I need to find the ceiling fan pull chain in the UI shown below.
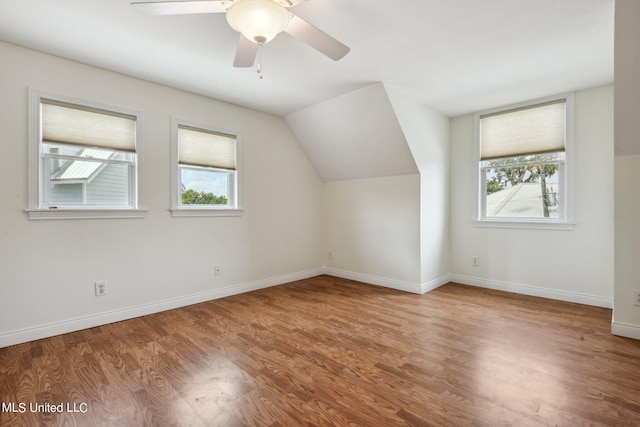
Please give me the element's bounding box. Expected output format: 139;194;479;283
256;42;264;79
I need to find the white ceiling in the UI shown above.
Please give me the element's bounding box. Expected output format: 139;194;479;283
0;0;614;118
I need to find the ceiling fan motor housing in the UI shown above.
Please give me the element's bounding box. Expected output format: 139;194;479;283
226;0;291;44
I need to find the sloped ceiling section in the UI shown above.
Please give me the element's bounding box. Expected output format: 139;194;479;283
284;82;418;182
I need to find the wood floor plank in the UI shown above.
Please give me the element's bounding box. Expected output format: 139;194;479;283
1;276;639;426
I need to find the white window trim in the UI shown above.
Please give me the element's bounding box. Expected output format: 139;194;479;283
472;93;575;230
170;117;243;217
26;89;146;220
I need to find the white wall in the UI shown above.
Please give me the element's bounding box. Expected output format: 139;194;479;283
322;174;422;292
321;85;450;295
385;85;451;288
0;43;623;347
614;155;640;334
450;85;614;307
0;42;323;346
612;0;640;339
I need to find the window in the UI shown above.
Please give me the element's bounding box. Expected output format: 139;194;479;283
171;120;241;217
27;90;144;219
475;94;574;229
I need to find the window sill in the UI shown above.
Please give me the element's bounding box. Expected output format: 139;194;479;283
473;219;575;230
26;208;147;220
170;208;243;218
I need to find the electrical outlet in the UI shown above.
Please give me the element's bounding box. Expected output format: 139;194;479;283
95;281;108;296
634;290;640;306
214;265;221;276
328;251;333;260
472;256;480;267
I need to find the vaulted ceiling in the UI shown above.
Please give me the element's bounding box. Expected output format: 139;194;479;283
0;0;614;180
285;83;419;181
0;0;613;117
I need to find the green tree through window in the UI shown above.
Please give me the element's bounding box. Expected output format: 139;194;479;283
181;188;228;205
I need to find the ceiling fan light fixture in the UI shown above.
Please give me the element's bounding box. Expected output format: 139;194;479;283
226;0;290;44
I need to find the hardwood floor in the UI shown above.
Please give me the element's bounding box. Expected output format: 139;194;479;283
1;275;639;426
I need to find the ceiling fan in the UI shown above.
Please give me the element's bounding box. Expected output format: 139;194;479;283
131;0;350;68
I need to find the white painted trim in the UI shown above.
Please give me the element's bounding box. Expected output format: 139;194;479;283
322;267;423;294
4;268;613;348
611;321;640;341
27;88;146;219
170;208;243;217
0;268;323;349
322;268;449;295
421;274;451;294
472;220;575;231
26;208;147;220
449;274;612;308
473;92;575;227
170;117;243;216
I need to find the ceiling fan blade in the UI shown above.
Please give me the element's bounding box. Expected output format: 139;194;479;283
285;14;349;61
234;35;259;67
131;1;227;15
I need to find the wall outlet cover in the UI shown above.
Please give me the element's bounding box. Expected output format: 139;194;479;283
95;281;108;296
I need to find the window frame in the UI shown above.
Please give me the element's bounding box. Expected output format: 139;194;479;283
170;118;243;217
27;89;145;220
473;93;575;230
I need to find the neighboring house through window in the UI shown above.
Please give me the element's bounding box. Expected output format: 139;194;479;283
171;119;241;217
27;90;144;219
475;94;574;229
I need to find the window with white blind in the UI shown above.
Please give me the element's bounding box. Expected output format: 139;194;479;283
171;120;241;217
27;90;144;219
475;94;574;228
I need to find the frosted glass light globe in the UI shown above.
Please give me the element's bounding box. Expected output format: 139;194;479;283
226;0;291;44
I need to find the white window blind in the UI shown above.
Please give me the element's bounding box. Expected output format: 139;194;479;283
178;126;236;170
480;99;566;160
41;100;137;152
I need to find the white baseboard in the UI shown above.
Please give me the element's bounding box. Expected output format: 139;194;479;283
322;267;422;294
0;268;323;349
322;267;449;295
449;274;613;308
3;269;616;348
421;274;451;294
611;321;640;340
